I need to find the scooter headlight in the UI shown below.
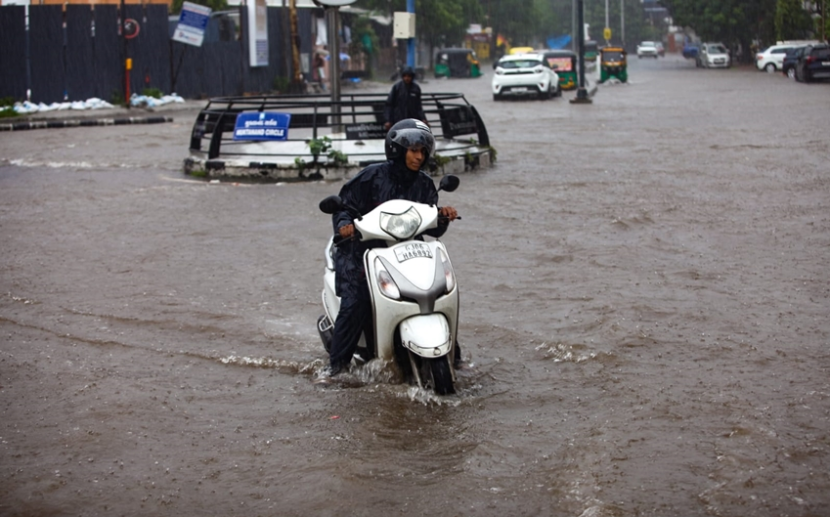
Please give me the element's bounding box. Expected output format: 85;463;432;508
439;248;455;293
380;207;422;240
374;257;401;300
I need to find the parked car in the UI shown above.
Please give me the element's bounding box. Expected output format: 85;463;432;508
795;43;830;82
682;43;699;59
655;42;665;57
698;43;730;68
756;44;798;72
781;46;809;79
637;41;659;58
492;54;560;100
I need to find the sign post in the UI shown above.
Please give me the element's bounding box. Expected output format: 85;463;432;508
313;0;357;132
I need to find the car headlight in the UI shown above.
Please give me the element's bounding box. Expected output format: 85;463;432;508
439;248;455;294
495;69;505;75
374;257;401;300
534;66;543;74
380;206;422;240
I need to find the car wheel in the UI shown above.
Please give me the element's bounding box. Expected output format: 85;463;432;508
493;94;501;101
764;63;776;73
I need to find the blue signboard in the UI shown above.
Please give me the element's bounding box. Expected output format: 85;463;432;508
233;112;292;141
173;2;211;47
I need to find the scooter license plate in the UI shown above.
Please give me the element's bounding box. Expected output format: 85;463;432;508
394;242;433;262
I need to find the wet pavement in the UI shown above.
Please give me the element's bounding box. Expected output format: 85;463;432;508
1;55;829;516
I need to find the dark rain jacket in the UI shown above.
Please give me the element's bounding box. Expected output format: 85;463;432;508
384;80;427;126
332;160;448;297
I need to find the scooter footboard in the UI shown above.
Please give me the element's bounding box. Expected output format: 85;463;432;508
399;314;452;358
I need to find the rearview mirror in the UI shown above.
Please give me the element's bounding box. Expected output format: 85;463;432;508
439;175;460;192
319;195;343;214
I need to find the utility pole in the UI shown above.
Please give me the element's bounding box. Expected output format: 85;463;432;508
406;0;415;68
605;0;609;36
571;0;592;104
326;7;341;130
621;0;625;48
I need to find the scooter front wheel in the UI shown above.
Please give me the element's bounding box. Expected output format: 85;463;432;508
424;356;455;395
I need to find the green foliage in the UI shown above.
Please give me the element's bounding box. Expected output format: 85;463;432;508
432;153;451;168
0;106;19;119
352;16;379;57
487;145;498;163
662;0;779;52
0;97;18;117
142;87;163;99
775;0;814;40
296;136;349;171
272;76;290;93
110;89;125;107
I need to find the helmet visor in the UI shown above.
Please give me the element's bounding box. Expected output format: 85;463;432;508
392;127;434;156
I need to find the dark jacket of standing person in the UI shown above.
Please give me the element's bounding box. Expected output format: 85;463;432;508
383;67;427;130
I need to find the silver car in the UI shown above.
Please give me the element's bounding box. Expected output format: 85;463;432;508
637;41;659;58
699;43;731;68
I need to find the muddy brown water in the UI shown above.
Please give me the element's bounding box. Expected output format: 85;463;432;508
1;56;829;516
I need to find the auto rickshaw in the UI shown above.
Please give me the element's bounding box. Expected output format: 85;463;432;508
434;48;483;78
539;50;578;90
599;46;628;83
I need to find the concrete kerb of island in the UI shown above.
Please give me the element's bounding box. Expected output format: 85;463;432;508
182;135;494;182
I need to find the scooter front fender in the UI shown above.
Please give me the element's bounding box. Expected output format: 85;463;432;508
399;313;452;358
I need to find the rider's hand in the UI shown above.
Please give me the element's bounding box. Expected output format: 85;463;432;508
439;206;457;221
338;223;355;239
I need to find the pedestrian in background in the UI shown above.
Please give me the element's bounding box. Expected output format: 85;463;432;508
384;66;427;131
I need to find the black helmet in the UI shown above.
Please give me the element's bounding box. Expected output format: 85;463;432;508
401;66;416;78
385;119;434;161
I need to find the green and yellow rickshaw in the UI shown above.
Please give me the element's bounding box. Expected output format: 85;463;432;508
539;50;578;90
599;46;628;83
434;48;483;78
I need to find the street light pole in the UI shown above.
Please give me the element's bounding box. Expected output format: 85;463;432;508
406;0;415;68
621;0;625;48
571;0;592;104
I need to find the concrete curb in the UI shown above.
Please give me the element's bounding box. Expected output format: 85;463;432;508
0;116;174;132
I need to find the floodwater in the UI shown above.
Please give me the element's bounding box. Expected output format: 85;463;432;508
1;56;829;516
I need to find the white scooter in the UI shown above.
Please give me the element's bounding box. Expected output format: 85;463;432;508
317;175;460;395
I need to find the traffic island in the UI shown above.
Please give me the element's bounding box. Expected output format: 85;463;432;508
182;93;495;182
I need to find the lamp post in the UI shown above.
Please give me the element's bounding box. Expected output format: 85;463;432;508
570;0;592;104
313;0;357;130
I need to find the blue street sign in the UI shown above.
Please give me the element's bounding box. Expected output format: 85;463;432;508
233;112;292;141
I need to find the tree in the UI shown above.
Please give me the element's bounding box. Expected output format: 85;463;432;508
357;0;483;67
775;0;814;40
661;0;779;62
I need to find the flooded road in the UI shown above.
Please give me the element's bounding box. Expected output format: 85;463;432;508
2;55;829;516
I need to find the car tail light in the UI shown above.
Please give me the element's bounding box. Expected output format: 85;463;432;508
806;55;815;64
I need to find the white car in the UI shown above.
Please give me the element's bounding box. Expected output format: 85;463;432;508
492;54;560;101
756;41;819;72
698;43;731;68
637;41;659;58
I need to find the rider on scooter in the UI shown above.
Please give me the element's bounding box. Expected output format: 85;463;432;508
326;119;458;376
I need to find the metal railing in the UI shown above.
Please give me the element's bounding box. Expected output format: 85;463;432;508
188;92;490;162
